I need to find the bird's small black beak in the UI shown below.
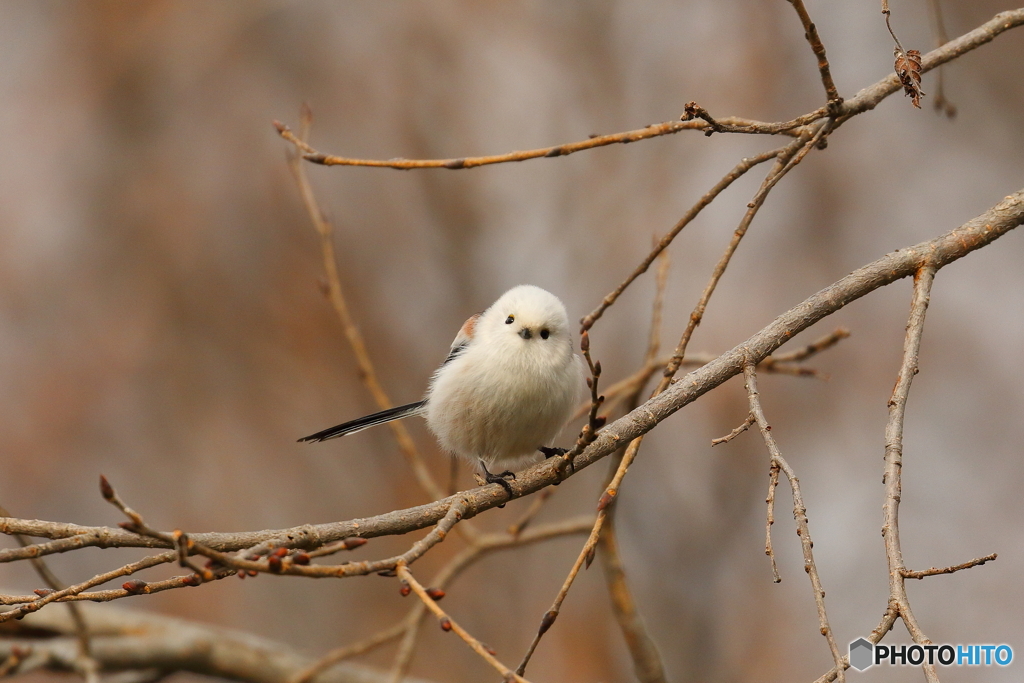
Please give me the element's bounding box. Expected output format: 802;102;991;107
519;327;533;340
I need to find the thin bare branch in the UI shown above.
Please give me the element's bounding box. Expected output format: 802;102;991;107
289;623;409;683
882;265;940;682
765;459;782;583
786;0;842;106
292;517;591;683
275;117;804;172
386;515;592;683
743;362;844;681
762;327;850;365
515;515;606;676
926;0;957;117
598;502;666;683
901;553;997;580
591;284;670;683
396;564;530;683
0;554;176;622
0;505;91;657
580;147;782;331
711;414;756;447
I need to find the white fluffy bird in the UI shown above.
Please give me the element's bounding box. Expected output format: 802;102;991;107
299;285;585;496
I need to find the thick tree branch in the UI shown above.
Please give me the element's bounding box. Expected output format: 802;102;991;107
1;600;435;683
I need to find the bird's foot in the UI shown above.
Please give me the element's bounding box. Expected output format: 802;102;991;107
480;463;515;507
539;446;573;484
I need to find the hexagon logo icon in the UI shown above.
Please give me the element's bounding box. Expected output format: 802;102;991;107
849;637;874;671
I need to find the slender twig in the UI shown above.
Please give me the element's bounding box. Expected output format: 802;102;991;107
882;265;940;682
925;0;957;117
765;459;782;583
521;262;672;677
746;120;831;210
0;505;91;658
286;106;448;506
580;147;782;331
743;362;845;681
580;326;849;424
881;0;905;53
570;138;818;593
0;649;28;677
291;516;591;683
289;622;409;683
812;604;901;683
386;515;591;683
680;101;724;134
593;264;669;683
664;133;809;390
599;513;666;683
566;329;606;464
0;565;237;606
711;414;756;446
0;553;175;622
645;248;670;366
189;499;469;580
396;564;531;683
506;489;554;538
763;328;851;364
901;553;997;580
275;117;805;172
515;516;606;676
786;0;842;106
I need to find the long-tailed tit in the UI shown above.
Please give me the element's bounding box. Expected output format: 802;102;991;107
299;285;585;497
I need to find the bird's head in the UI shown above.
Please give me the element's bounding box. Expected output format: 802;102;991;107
479;285;574;365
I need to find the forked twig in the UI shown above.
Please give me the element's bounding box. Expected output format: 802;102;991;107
743;362;845;682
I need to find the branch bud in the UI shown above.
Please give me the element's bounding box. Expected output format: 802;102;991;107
99;475;115;502
538;610;558;635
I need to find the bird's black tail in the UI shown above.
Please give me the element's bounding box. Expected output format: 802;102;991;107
298;401;426;443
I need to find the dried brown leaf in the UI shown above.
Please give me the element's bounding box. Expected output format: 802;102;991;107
894;47;925;108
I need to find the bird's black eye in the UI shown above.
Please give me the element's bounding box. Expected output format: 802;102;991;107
540;329;550;339
505;315;514;324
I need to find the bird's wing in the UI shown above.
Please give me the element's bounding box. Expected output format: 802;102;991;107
441;312;480;366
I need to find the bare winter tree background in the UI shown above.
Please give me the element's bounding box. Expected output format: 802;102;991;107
2;2;1024;683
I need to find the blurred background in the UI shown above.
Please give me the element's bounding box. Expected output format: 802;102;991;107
1;1;1023;682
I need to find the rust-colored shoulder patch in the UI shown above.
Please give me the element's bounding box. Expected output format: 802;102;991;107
459;313;481;341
